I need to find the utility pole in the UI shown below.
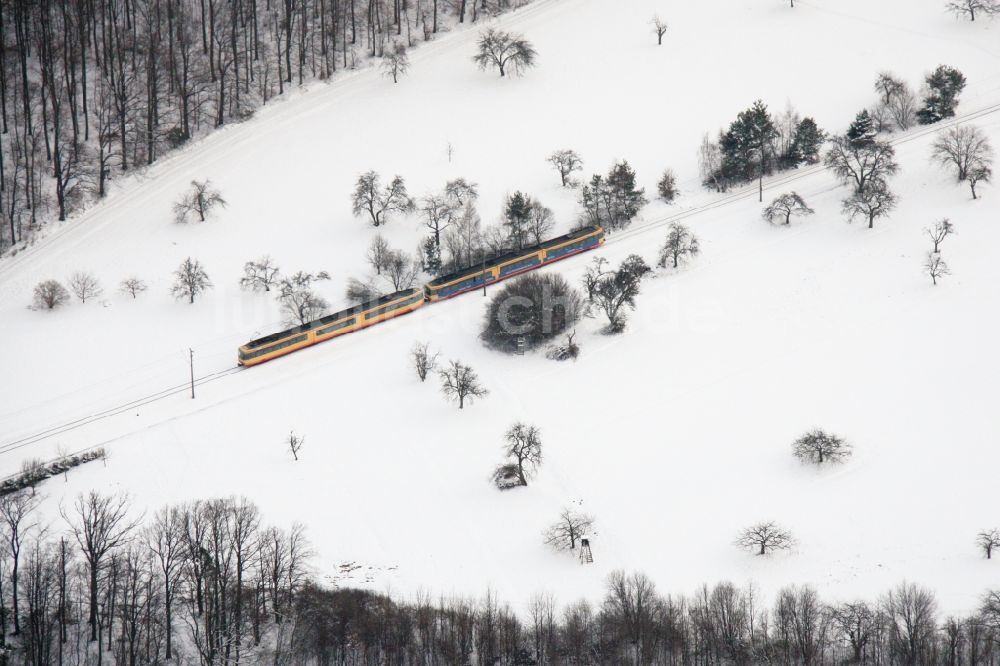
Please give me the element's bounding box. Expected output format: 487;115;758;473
189;348;195;399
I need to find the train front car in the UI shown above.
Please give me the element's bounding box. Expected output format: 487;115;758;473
238;288;424;367
423;225;605;302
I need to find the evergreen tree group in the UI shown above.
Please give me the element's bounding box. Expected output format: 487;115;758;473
704;100;824;191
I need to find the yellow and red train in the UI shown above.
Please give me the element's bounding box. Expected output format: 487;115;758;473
238;225;605;366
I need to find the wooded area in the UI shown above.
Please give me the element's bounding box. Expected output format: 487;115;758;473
0;0;522;251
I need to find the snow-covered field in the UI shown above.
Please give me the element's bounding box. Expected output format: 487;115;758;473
2;0;1000;613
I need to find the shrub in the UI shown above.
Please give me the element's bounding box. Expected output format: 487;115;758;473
481;273;584;353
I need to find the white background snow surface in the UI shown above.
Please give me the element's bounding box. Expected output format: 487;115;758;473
1;0;1000;614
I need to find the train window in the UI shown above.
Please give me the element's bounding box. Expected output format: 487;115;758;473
316;318;355;336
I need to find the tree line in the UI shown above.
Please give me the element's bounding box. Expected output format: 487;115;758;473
0;0;528;252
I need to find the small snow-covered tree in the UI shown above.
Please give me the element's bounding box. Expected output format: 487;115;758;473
287;431;304;461
173;180;227;223
925;252;951;286
411;342;439;382
657;169;678;203
650;15;668;45
931;125;993;183
345;277;381;304
171;258;212;304
580;161;648;231
381;43;410;83
875;71;906;106
367;234;392;274
472;29;537;77
382;250;421;291
482;273;584;353
240;256;282;292
968;163;992;200
946;0;999;21
543;509;594;551
33;280;71;310
492;423;542;489
352;172;415;227
582;257;610;302
792;429;852;465
439;360;488;409
277;271;330;324
842;180;897;229
69;272;104;303
736;522;794;556
978;528;1000;559
763;192;814;226
547;150;583;187
925;218;955;253
591;255;652;333
657;223;700;269
119;277;148;299
528;201;555;245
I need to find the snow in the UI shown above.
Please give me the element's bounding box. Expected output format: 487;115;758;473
2;0;1000;614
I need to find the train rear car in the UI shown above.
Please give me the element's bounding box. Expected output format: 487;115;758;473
238;288;424;366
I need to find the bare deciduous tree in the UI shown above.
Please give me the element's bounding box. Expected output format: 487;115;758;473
119;277;148;299
381;43;410;83
547;150;583;187
171;258;213;303
792;429;852;465
69;272;104;303
411;341;439;382
1;491;40;636
650;15;668;45
173;180;227;223
146;505;185;659
925;218;955;253
383;250;421;291
925;252;951;286
352;172;415;227
736;521;794;556
277;271;331;324
492;423;542;489
32;280;71;310
472;29;537;77
592;255;652;333
977;528;1000;559
968;163;992;199
763;192;815;225
931;125;994;191
543;508;594;551
62;491;142;641
439;360;488;409
288;431;304;461
842;180;898;229
657;223;700;269
825;136;899;194
833;601;878;664
240;256;282;292
946;0;999;21
881;583;938;665
367;234;393;275
345;277;382;304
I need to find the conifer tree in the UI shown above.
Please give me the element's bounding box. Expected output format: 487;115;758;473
790;117;826;165
917;66;967;124
504;192;532;249
846;110;877;149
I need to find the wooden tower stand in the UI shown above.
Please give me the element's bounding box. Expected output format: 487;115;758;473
579;538;593;564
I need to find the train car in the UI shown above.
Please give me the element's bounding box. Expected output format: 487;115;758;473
423;225;605;302
238;288;424;367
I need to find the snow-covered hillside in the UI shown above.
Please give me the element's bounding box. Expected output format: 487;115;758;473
2;0;999;613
